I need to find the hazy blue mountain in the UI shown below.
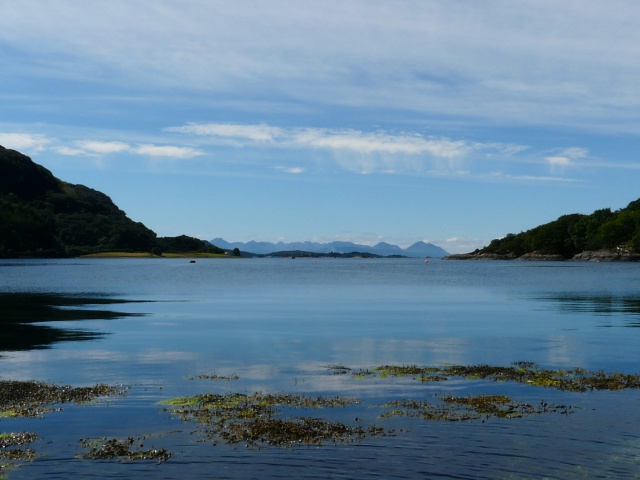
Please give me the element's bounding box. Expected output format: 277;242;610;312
210;238;449;257
404;241;450;258
371;242;406;256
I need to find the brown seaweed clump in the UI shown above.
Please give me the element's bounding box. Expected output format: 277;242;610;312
79;435;172;464
330;362;640;392
438;362;640;392
160;392;384;447
382;394;575;422
0;432;38;477
0;380;125;417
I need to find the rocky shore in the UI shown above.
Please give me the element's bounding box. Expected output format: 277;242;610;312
444;250;640;262
570;250;640;262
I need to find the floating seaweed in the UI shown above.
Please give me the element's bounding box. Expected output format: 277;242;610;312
0;432;38;478
328;362;640;392
79;435;172;464
0;380;125;418
160;392;379;448
382;393;575;422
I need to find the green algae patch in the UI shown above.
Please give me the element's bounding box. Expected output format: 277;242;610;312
0;380;125;418
0;432;38;478
438;362;640;392
331;362;640;392
382;393;576;422
160;392;383;448
79;435;172;464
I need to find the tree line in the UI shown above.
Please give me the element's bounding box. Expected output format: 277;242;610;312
480;199;640;258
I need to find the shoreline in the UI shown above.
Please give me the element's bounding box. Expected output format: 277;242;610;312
444;250;640;262
79;251;231;259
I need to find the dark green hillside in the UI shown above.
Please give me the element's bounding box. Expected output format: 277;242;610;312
0;146;157;257
0;146;223;258
470;199;640;259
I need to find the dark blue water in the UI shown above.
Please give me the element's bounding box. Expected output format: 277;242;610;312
1;258;639;478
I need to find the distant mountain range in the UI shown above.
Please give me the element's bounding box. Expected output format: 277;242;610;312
211;238;449;257
0;145;450;259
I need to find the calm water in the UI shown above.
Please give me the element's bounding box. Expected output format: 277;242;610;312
1;258;640;479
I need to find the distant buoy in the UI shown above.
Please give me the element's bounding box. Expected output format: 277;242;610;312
424;259;429;263
190;260;196;263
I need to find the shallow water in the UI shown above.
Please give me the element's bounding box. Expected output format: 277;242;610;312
1;258;639;478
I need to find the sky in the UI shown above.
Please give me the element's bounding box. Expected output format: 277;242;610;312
2;1;640;253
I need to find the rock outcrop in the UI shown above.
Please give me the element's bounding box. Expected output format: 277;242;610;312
571;250;640;262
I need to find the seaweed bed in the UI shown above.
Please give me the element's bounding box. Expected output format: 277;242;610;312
0;432;38;478
0;380;124;418
160;361;640;448
0;380;127;476
79;435;172;463
1;362;640;475
333;361;640;392
159;392;383;447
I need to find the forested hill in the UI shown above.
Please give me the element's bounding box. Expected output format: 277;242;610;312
449;199;640;261
0;146;222;257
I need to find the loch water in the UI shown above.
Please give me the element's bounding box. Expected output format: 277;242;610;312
1;257;639;479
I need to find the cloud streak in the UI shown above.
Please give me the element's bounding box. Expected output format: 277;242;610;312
3;2;640;132
0;133;49;151
0;133;204;160
168;122;520;159
0;124;595;181
60;140;203;159
168;122;534;176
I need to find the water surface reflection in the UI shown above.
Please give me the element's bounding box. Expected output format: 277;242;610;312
0;293;147;351
533;293;640;327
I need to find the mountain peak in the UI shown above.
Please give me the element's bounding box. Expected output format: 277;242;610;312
211;238;449;257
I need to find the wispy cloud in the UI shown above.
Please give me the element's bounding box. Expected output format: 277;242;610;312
0;133;49;151
168;121;530;176
0;131;204;161
292;129;471;157
133;144;203;158
546;156;572;167
274;166;304;174
489;172;581;183
3;2;640;132
76;140;130;155
168;122;497;158
561;147;588;159
54;146;87;156
167;123;283;142
57;140;203;159
545;147;590;172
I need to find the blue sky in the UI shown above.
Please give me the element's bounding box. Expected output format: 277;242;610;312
2;1;640;253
